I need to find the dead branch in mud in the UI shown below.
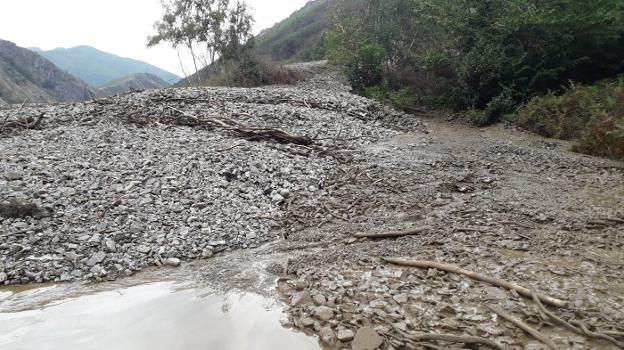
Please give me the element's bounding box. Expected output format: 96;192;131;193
354;227;428;239
487;305;557;349
383;258;567;308
570;320;624;349
531;291;624;348
398;330;503;349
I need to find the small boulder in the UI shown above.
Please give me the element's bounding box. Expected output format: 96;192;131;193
87;251;106;267
313;294;327;305
337;329;355;342
313;306;334;321
291;291;312;307
319;326;336;346
105;239;116;253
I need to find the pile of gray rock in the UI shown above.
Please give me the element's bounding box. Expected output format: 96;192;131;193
0;63;418;285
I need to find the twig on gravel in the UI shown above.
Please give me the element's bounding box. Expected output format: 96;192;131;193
398;330;503;349
355;228;428;239
322;202;347;221
454;227;483;233
216;141;248;152
487;304;557;349
383;258;567;307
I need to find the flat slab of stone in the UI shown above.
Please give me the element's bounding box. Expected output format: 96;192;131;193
352;327;383;350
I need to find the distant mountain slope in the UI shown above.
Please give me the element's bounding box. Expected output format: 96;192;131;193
0;39;94;104
255;0;330;62
97;73;170;96
31;46;180;87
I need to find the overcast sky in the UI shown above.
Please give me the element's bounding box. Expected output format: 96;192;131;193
0;0;311;77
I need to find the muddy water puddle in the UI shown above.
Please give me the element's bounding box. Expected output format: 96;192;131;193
0;281;320;350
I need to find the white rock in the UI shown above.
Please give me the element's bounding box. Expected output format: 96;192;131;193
164;258;181;267
105;240;116;253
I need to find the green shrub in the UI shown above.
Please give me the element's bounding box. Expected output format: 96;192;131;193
347;44;387;93
518;78;624;160
389;88;418;110
327;0;624;116
206;54;300;87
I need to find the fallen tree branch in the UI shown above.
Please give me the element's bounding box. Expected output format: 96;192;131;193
354;228;428;239
383;258;566;308
147;106;315;145
487;304;557;349
531;291;624;348
0;100;27;133
570;320;624;349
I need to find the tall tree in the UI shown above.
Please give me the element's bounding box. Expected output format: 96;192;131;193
148;0;254;85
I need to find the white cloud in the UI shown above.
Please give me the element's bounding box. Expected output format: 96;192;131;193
0;0;312;77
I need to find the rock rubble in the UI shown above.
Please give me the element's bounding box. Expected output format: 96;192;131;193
0;62;421;285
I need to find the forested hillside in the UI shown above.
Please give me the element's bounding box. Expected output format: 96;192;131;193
326;0;624;159
254;0;330;62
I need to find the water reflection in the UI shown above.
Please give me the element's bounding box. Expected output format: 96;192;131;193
0;282;319;350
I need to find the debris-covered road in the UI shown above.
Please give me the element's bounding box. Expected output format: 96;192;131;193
1;62;623;349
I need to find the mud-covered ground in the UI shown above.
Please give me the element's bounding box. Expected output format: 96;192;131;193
1;62;623;349
273;119;624;349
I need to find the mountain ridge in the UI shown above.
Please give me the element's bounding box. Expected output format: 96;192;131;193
31;46;180;87
0;39;95;104
97;73;170;96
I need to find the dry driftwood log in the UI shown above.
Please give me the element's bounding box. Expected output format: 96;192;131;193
487;305;557;349
0;101;44;134
354;227;428;239
383;258;567;308
121;106;315;146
